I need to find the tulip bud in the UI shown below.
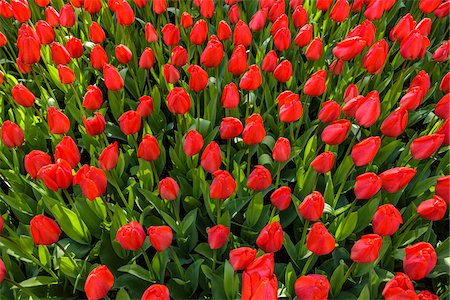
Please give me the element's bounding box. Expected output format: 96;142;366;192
268;0;284;22
434;1;450;18
403;242;437;280
141;284;170;300
158;177;179;201
1;121;24;148
190;19;208;45
270;186;291;210
35;20;54;44
298;191;325;221
83;112;106;136
333;37;367;61
183;130;204;156
316;0;332;10
228;44;247;76
54;136;80;169
247;165;272;191
171;46;188;67
219;117;243;140
256;221;284;252
163;64;180;84
116;221;146;251
400;87;424;111
242;114;266;145
228;4;240;23
139;47;155;70
330;0;350;23
147;226;173;251
351;233;383;263
321;119;351;145
84;0;101;14
354;172;382;199
344;84;359;102
351;136;381;166
210;170;236;200
249;8;267;32
45;6;59;26
12;83;35;107
37;159;73;191
346;20;376;46
304;70;326;97
89;22;105;44
136;95;154;118
47;107;70;135
311;152;335;174
400;30;430;60
262;50;278;73
161;23;180;46
30;215;61;245
208;224;229;249
382;272;416;300
372;204;403;236
103;64;124;91
0;1;14;18
24;150;52;179
416;18;432;36
221;83;240;109
57;64;75;84
418;291;438;300
98;142;119;171
66;37;83;58
273;60;292;82
277;91;303;123
435;94;450;119
435;175;449;204
363;39;388;74
138;134;160;162
432;40;450;62
381;107;408;137
435;119;450;146
410;134;444;160
419;0;442;13
11;0;31;22
200;141;222;173
272;137;291;162
116;1;134;26
318;100;340;123
181;12;193;28
118;110;141;135
84;265;114;300
59;4;75;27
153;0;166;14
229;247;257;271
307;222;335;255
187;65;208;92
295;274;330;300
417;195;447;221
73;165;107;200
167;87;191;115
273;27;291;51
115;44;132;64
410;70;431;95
218;20;232;40
390;14;416;42
0;259;5;283
378;167;416;194
233;20;252;48
144;23;158;43
305;37;323;60
292;5;308;28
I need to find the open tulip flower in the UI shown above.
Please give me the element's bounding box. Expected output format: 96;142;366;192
0;0;448;299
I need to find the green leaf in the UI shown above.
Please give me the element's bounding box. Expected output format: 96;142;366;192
245;192;264;227
50;204;91;245
118;264;153;282
17;276;58;288
224;260;239;300
335;212;358;241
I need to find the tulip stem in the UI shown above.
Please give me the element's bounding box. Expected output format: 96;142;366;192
212;249;217;271
140;249;157;281
56;241;79;271
197;93;201;129
246;146;253;178
172;199;181;224
4;278;39;300
169;248;185;279
226;139;232;171
300;220;310;251
300;253;315;276
334;262;356;296
275;162;281;188
151;161;160;185
269;206;277;221
216;199;221;224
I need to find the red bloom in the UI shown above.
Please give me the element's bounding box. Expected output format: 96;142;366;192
171;46;188;67
363;39;388;74
228;44;247;76
270;186;291;210
417;195;447;221
298;191;325;221
103;64;124;91
84;265;114;300
229;247;257;271
273;60;292;82
330;0;350;22
208;224;229;249
167;87;191;115
247;165;272;191
400;30;430;60
200;0;214;18
66;37;83;58
60;4;75;27
435;175;450;204
116;221;146;251
372;204;403;236
240;65;262;91
12;83;35;107
200;141;222;173
351;234;383;263
47;107;70;135
304;70;327;97
54;136;80;168
145;22;158;42
351;136;381;166
221;83;240;109
147;225;173;251
115;44;132;64
30;215;61;245
138;134;160;162
233;20;252;48
141;284;170;300
24;150;52;179
210;170;236;200
1;121;24;148
432;40;450;62
163;64;180;84
201;36;224;68
115;1;134;26
354;172;382;199
381;107;408;137
118;110;141;135
187;65;208;92
181;12;193;28
242;114;266;145
307;222;335;255
382;272;417;300
410;134;444;160
318;100;340;123
218;20;232;40
295;24;313;47
161;23;180;46
184;130;204;156
403;242;437;280
305;37;323;60
321;119;351;145
390;14;416;42
158;177;179;201
435;94;450;119
311;152;335;174
379;167;416;193
73;165;107;200
333;37;367;61
57;64;75;84
419;0;442;13
256;222;284;252
139;47;155;69
190;19;208;45
98;142;119;171
153;0;166;14
272;137;291;162
292;5;308;28
295;274;330;300
83;112;106;136
418;291;438;300
273;27;291;51
35;20;54;44
249;8;267;32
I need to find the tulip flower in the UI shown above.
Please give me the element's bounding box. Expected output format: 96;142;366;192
240;65;262;91
400;30;430;60
73;165;107;200
115;44;132;64
24;150;52;179
12;83;35;107
330;0;350;22
57;64;75;84
321;119;351;145
141;284;170;300
305;37;323;60
218;20;232;40
0;259;4;283
158;177;179;201
249;9;267;32
434;1;450;18
310;152;335;174
432;40;450;62
45;6;59;26
66;37;83;58
190;19;208;45
163;64;180;84
98;142;119;171
390;14;416;42
298;191;325;221
233;20;252;48
417;291;438;300
139;47;155;69
37;159;73;191
187;65;208;92
242;270;277;300
295;24;313;47
1;121;24;148
89;22;105;44
84;0;101;14
292;5;308;28
403;242;437;280
208;224;229;249
181;12;193;28
351;234;382;263
47;107;70;135
115;1;134;26
200;141;222;173
118;111;141;135
304;70;327;97
417;195;447;221
184;130;204;156
295;274;330;300
60;4;75;27
379;167;416;193
351;136;381;166
247;165;272;191
84;265;114;300
161;23;180;46
381;107;409;137
91;45;109;70
306;222;335;255
411;70;431;95
229;247;257;271
363;39;388;74
419;0;442;13
256;222;284;253
268;0;284;22
145;23;158;42
35;20;54;45
228;4;240;23
372;204;403;236
346;20;376;46
382;272;416;300
272;137;291;162
54;136;80;168
30;215;61;245
262;50;278;73
147;226;173;252
200;36;224;68
171;46;188;67
270;186;291;211
138;135;160;162
153;0;167;14
103;64;124;91
318;100;340;123
333;37;367;61
354;172;382;199
273;60;293;82
242;114;266;145
116;221;146;251
210;170;236;200
228;45;248;76
435;175;449;204
83;85;103;111
166;87;191;115
410;134;444;160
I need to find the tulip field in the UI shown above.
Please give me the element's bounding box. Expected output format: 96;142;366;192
0;0;450;299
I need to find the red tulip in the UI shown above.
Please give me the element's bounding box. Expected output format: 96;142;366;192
346;20;376;46
103;64;123;91
364;0;385;20
66;37;83;58
37;159;73;191
242;268;277;300
166;87;191;115
340;95;361;117
229;247;257;271
295;274;330;300
1;121;24;148
354;172;382;199
181;12;193;28
0;1;14;18
381;107;408;137
273;60;292;82
416;18;432;36
45;6;59;26
190;19;208;45
256;222;284;253
307;222;335;255
84;265;114;300
330;0;350;22
434;0;450;18
233;20;252;48
268;0;285;22
277;91;302;123
200;36;224;68
273;27;291;51
82;85;102;111
153;0;166;14
417;195;447;221
432;40;450;62
59;4;75;27
84;0;101;14
351;234;382;263
435;175;449;204
435;118;450;146
163;64;180;84
321;119;351;145
410;70;431;95
221;83;240;109
435;94;450;119
98;142;119;171
344;84;359;102
372;204;403;236
382;272;417;300
141;284;170;300
295;24;313;47
218;20;232;40
351;136;381;166
419;0;442;13
292;5;308;28
200;141;222;173
318;100;340;123
147;226;173;251
24;150;52;179
403;242;437;280
57;64;75;84
118;110;141;136
145;22;158;42
208;224;229;249
410;134;444;160
12;84;35;107
270;186;291;210
116;221;146;251
50;42;71;66
298;191;324;221
47;107;70;135
11;0;30;22
83;112;106;136
247;165;272;191
228;4;240;24
0;259;4;283
35;20;54;44
363;39;388;74
305;37;323;60
418;291;438;300
200;0;214;18
89;22;105;43
333;37;367;61
161;23;180;46
171;46;188;67
73;165;107;200
184;130;204;156
271;13;288;36
138;135;161;163
262;50;278;73
242;114;266;145
311;152;335;174
210;170;236;200
316;0;332;10
0;32;5;47
228;44;247;76
54;136;80;168
272;137;291;162
400;30;430;60
116;1;134;26
158;177;179;201
390;14;416;42
30;215;61;245
249;8;267;32
304;70;326;97
139;47;155;70
187;65;208;92
379;167;416;193
220;117;243;139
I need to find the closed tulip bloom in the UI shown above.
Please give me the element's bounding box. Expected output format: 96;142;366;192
12;84;35;107
89;22;105;43
382;272;417;300
139;47;155;70
240;65;262;90
208;224;229;249
272;137;291;162
262;50;278;73
16;57;31;74
316;0;332;10
298;191;325;221
82;85;103;110
83;112;106;136
11;0;30;22
435;175;450;204
220;117;243;140
66;37;83;58
103;64;124;91
399;87;424;111
45;6;59;26
417;196;447;221
410;134;444;160
116;221;146;251
54;136;80;168
141;284;170;300
411;70;431;95
84;265;114;300
84;0;101;14
268;0;284;22
351;136;381;166
144;23;158;43
328;59;343;75
1;121;24;148
318;100;340;123
242;114;266;145
295;24;313;48
210;170;236;200
403;242;437;280
58;64;75;84
190;19;208;45
305;37;323;60
311;152;335;174
181;12;193;28
161;23;180;46
295;274;330;300
417;291;438;300
379;167;416;193
59;4;75;27
200;0;214;18
229;247;257;271
242;272;278;300
24;150;52;179
115;44;132;64
183;130;204;156
343;96;363;117
221;83;240;109
321;119;351;145
277;91;303;123
292;5;308;28
153;0;166;14
432;40;450;62
273;27;291;51
0;0;13;18
351;234;382;263
273;60;292;82
171;46;188;67
138;134;160;162
434;0;450;18
247;165;272;191
249;8;267;31
400;30;430;60
233;20;252;48
148;226;173;251
187;65;208;92
159;177;179;201
200;36;224;68
355;172;382;199
73;165;107;200
333;37;367;61
270;186;291;210
116;1;134;26
35;20;54;44
17;36;40;65
256;222;284;252
37;159;73;191
346;20;376;46
218;20;232;40
307;222;335;255
225;45;247;77
118;110;141;136
30;215;61;245
435;94;450;119
344;84;359;102
419;0;442;13
381;107;408;137
0;32;5;47
200;141;221;173
47;107;70;135
435;119;450;146
390;14;416;42
304;70;327;97
364;0;385;20
163;64;180;84
98;142;118;171
272;15;289;35
372;204;403;236
330;0;350;22
363;39;388;74
167;87;191;115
